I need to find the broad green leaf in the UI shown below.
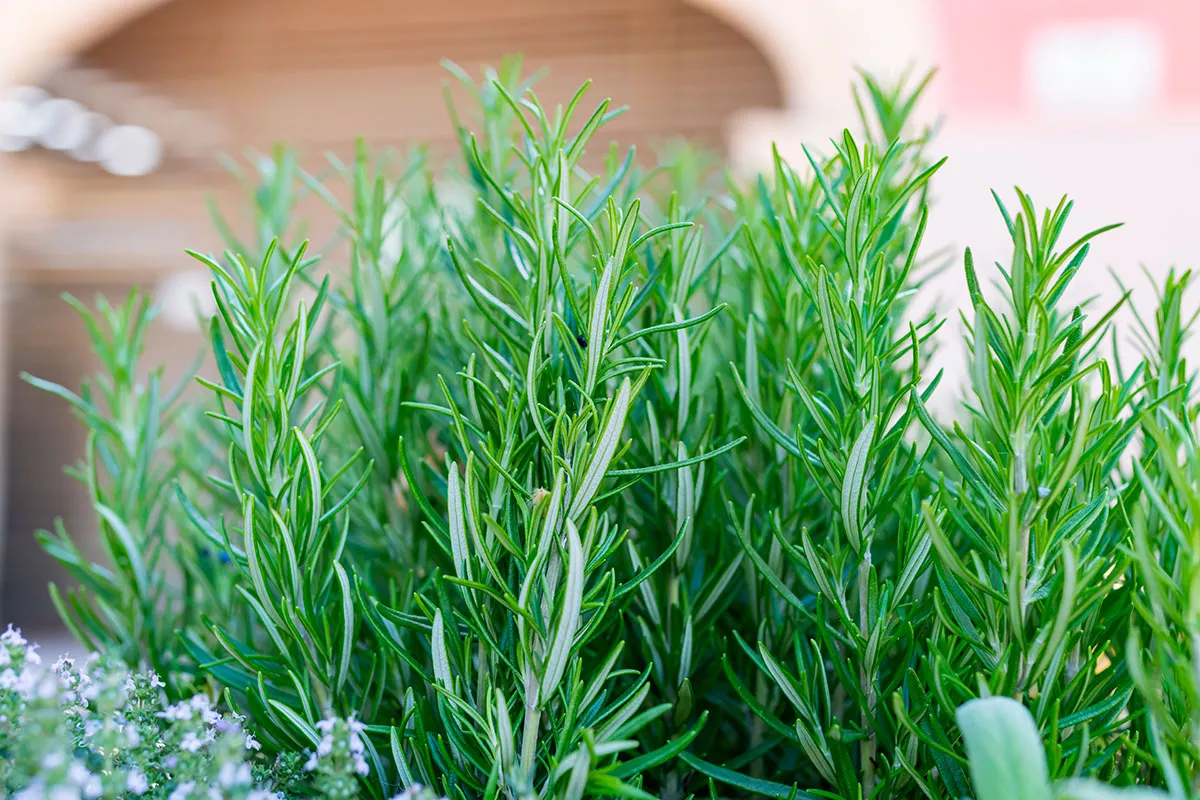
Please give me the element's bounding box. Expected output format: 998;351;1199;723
957;697;1052;800
1053;780;1170;800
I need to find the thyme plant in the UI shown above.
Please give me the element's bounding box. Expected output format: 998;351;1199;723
9;60;1200;798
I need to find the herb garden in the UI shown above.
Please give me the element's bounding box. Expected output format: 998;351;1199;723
2;61;1198;799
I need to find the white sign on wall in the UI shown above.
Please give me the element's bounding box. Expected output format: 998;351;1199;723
1026;18;1165;119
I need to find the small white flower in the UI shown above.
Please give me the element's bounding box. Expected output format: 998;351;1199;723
64;759;102;799
315;717;336;733
390;786;424;800
53;655;73;673
244;733;261;751
168;781;195;800
354;754;369;776
67;761;90;785
158;701;192;721
36;674;60;700
12;779;47;800
148;671;165;689
16;779;77;800
83;720;103;738
187;694;221;725
1;624;26;647
218;761;251;788
0;668;18;689
0;647;10;666
25;644;41;666
15;668;38;695
179;730;213;752
304;752;320;772
317;735;334;757
126;769;149;795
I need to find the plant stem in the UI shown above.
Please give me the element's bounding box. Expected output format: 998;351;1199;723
858;553;876;796
521;666;541;786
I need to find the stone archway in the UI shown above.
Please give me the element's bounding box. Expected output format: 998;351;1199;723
0;0;174;86
687;0;943;170
2;0;942;169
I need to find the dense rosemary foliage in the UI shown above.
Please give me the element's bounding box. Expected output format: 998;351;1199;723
8;61;1200;798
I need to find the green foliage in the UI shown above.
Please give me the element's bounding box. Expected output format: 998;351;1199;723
11;59;1200;797
21;292;196;677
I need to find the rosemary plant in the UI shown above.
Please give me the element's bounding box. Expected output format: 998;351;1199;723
22;292;195;678
10;60;1200;799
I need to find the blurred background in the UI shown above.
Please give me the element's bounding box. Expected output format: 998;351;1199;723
0;0;1197;639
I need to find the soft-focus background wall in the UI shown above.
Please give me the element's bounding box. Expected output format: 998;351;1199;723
0;0;1197;635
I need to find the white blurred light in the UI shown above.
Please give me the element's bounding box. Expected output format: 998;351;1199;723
0;104;33;152
98;124;162;176
381;203;404;266
0;86;50;152
156;269;216;331
68;113;113;162
256;154;277;179
2;79;190;175
434;178;475;217
1027;19;1164;118
6;86;50;106
35;98;89;150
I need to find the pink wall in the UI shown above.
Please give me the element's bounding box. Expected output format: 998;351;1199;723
932;0;1200;115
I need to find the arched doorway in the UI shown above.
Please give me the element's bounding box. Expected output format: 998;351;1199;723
80;0;784;159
